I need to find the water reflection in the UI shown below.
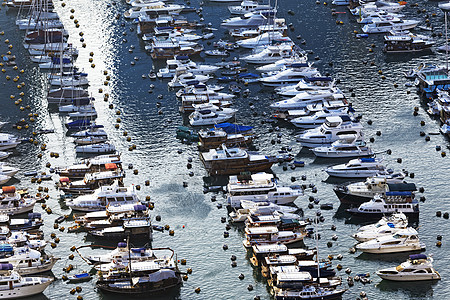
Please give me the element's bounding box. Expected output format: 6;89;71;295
376;279;437;298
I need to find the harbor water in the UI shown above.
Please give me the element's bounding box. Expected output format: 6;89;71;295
1;0;450;299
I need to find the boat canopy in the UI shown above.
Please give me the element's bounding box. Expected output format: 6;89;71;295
387;183;417;191
145;269;177;282
305;76;332;82
385;191;412;196
360;157;375;162
214;123;253;134
409;254;427;260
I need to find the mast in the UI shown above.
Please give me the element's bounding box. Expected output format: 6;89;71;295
314;216;320;279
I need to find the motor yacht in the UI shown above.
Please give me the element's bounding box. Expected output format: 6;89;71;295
188;104;236;126
89;217;152;241
347;194;419;218
0;246;58;275
228;0;272;14
276;77;337;97
230;200;299;222
156;56;219;78
333;174;415;204
200;145;274;176
242;44;299;64
357;213;408;232
86;242;155;264
168;67;210;88
296;115;363;148
227;173;303;208
237;31;291;49
0;186;36;216
290;107;350;129
362;19;420;34
256;56;308;73
312;136;373;158
0;267;54;299
221;10;276;29
376;254;440;281
124;2;184;19
352;219;408;242
75;142;116;154
66;183;140;212
259;64;321;87
243;226;304;248
0;163;19;177
0;134;20;151
271;91;346;112
325;157;386;178
0;151;9;160
356;227;425;254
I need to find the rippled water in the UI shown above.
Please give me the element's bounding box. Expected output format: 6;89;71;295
1;0;450;299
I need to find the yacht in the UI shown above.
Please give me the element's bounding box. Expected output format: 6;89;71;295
275;286;347;300
0;175;11;185
351;1;406;16
352;220;408;242
71;126;108;138
356;228;425;254
66;183;140;212
57;170;125;194
362;19;420;34
198;127;253;151
230;200;299;222
259;64;321;87
124;3;184;19
256;56;309;73
276;77;337;97
176;84;234;100
50;74;89;86
75;143;116;154
296;116;363;148
243;226;304;248
0;134;21;151
56;154;121;179
227;173;303;208
0;268;54;299
384;33;435;53
346;194;420;218
228;0;272;14
156;56;219;78
200;145;274;176
376;254;440;281
271;91;346;112
312;136;374;158
59;104;95;113
0;151;9;161
0;186;36;216
0;247;59;275
357;213;408;232
333;174;415;204
290;107;350;129
242;44;299;64
237;31;291;49
230;18;287;39
325;157;386;178
188;104;236;126
89;217;152;241
168;68;210;88
0;163;19;177
221;10;276;30
86;242;155;264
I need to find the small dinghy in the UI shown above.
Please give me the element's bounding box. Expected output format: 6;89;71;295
67;272;92;283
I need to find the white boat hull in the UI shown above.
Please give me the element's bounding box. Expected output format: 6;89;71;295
377;273;440;281
356;244;425;254
0;279;53;299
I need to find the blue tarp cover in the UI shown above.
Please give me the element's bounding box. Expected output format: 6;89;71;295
214;123;253;134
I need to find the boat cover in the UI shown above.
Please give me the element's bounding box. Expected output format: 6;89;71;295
386;191;413;196
409;254;427;260
387;183;417;191
214;123;253;134
144;269;177;283
360;157;375;162
0;263;13;270
74;273;90;278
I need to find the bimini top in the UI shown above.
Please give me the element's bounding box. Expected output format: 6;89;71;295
360;157;376;163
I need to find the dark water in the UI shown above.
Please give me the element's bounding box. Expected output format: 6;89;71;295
1;0;450;299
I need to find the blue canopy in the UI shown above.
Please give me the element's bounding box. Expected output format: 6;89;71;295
409;254;427;260
131;247;146;253
51;57;71;64
74;273;89;278
386;191;413;196
214;123;253;134
360;157;375;163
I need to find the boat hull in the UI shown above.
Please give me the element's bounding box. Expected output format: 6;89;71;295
376;273;440;281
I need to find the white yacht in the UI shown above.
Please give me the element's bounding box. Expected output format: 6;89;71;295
0;186;36;215
347;194;420;218
243;226;304;248
189;104;236;126
228;0;272;14
362;19;420;34
0;268;53;299
230;200;299;222
50;74;89;86
271;91;346;111
221;10;277;30
259;64;321;87
176;84;234;100
69;109;97;119
276;78;337;97
156;56;219;79
256;56;308;72
356;228;425;254
290;107;350;129
17;19;63;30
227;173;303;208
71;126;108;138
353;1;406;15
237;31;291;49
376;254;440;281
74;135;108;145
0;175;11;185
59;104;95;113
312;136;374;158
38;58;74;70
0;134;21;151
230;18;287;40
296;116;363;148
66;183;139;212
124;2;184;19
325;157;386;178
0;152;9;161
0;163;19;177
75;143;116;154
352;219;408;242
242;44;298;64
86;242;155;264
357;213;408;232
0;247;58;275
168;68;210;88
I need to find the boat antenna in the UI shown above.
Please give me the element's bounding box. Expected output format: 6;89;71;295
127;235;132;284
314;215;320;279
